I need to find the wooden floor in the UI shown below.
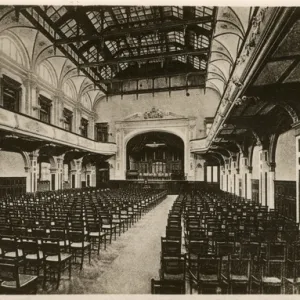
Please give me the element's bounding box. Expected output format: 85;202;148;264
40;195;177;294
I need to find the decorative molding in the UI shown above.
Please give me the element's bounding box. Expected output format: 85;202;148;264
144;106;164;119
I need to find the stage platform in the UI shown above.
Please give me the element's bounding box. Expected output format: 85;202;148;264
108;180;219;194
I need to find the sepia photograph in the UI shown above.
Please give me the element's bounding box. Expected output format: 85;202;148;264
0;4;299;295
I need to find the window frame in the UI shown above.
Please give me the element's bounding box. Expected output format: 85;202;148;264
1;75;21;113
39;95;52;124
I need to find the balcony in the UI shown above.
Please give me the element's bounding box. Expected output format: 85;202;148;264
190;138;208;153
0;107;116;155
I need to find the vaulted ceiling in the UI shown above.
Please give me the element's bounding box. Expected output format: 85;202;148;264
3;6;253;97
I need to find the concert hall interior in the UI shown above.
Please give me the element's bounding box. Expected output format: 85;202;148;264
0;5;300;295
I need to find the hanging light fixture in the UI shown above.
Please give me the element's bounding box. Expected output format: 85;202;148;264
145;141;165;148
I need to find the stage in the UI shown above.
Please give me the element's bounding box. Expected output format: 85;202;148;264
108;179;219;194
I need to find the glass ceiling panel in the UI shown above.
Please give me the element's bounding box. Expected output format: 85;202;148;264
46;6;68;22
60;19;83;38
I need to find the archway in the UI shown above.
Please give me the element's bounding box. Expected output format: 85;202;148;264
126;132;185;181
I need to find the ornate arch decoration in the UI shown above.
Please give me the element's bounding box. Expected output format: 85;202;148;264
81;92;92;111
7;148;31;172
0;30;30;69
34;45;65;71
276;102;300;124
267;132;279;172
206;82;222;97
92;93;107;110
60;65;77;88
62;79;77;101
78;77;93;98
208;150;225;165
36;59;58;87
247;143;255;172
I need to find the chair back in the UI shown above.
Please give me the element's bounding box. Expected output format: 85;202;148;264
197;255;221;278
0;258;20;288
161;238;181;257
229;255;251;280
19;237;40;258
0;235;20;257
41;238;61;258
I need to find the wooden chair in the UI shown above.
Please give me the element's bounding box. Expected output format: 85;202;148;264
151;278;185;294
284;241;300;294
0;257;38;294
41;238;72;289
101;216;117;243
251;256;285;294
160;254;186;293
19;237;43;276
196;254;225;294
68;229;91;270
0;235;23;260
87;218;106;254
222;254;252;294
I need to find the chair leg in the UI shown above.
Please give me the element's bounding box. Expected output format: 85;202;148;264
88;245;91;264
43;264;47;289
69;259;72;279
56;266;61;290
80;250;84;270
97;238;100;255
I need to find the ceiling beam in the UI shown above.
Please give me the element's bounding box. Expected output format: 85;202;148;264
269;54;300;62
107;84;205;96
20;7;107;94
98;70;206;84
79;48;209;68
54;15;213;46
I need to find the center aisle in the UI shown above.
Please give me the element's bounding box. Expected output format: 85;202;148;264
56;194;177;294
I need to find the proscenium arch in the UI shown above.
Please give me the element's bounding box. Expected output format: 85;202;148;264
123;128;187;177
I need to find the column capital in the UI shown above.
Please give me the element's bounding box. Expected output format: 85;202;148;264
23;72;38;87
268;162;276;172
54;89;64;99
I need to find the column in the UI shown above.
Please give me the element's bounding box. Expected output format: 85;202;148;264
90;166;96;187
53;89;65;127
259;149;269;206
230;156;238;196
70;159;83;188
75;104;82;135
268;162;276;210
247;167;253;200
56;156;64;190
24;73;39;118
28;151;39;193
50;167;58;191
89;114;96;140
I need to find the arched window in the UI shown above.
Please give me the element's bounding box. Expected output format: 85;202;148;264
81;93;91;110
63;81;75;99
37;63;55;86
0;36;24;66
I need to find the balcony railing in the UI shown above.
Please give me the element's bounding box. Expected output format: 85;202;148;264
0;106;116;155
